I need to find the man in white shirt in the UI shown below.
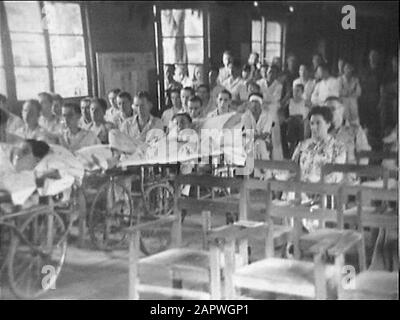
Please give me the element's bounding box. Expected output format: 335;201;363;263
222;61;248;103
120;91;163;142
78;97;92;130
114;92;134;130
161;88;183;130
207;89;232;118
209;67;225;111
287;83;308;156
196;84;213;116
38;92;63;139
60;103;100;153
15;100;55;144
104;88;121;124
174;64;192;88
180;87;195;113
218;50;233;85
311;64;340;106
292;64;315;106
256;64;283;117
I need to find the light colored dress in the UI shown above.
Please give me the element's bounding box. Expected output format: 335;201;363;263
290;135;346;232
291;135;346;183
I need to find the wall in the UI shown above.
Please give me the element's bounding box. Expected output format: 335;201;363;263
86;1;158;108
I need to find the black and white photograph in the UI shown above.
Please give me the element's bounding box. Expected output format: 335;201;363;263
0;0;398;303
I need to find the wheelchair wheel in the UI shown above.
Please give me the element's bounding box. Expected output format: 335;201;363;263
140;182;174;255
88;179;135;251
8;210;67;299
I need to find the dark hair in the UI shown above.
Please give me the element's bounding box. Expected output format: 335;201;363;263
108;88;121;96
308;106;333;124
38;92;53;103
189;95;203;106
269;65;279;74
25;139;50;159
117;91;133;102
135;91;151;102
313;53;324;60
209;66;219;74
172;112;192;123
228;59;241;70
90;98;108;113
260;63;269;70
80;97;91;105
242;64;251;72
181;87;195;96
219;89;232;100
248;92;263;101
0;108;9;126
196;84;210;92
170;88;181;96
247;81;261;91
317;63;329;73
62;102;81;116
294;83;304;92
0;93;7;104
24;99;42;113
52;93;63;103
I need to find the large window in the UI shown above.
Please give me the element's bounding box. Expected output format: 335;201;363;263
1;1;88;100
251;19;284;65
160;9;204;80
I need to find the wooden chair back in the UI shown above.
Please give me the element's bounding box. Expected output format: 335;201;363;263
174;174;244;248
355;150;398;165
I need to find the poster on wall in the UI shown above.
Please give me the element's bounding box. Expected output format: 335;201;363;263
96;52;155;98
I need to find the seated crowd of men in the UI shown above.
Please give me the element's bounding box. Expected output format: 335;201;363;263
0;48;398;186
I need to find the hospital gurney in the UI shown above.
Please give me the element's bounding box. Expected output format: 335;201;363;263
79;141;247;256
0;176;77;299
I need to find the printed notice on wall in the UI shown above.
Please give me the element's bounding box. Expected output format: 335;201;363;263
96;52;155;98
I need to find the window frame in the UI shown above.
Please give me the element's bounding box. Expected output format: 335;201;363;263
0;1;92;102
153;4;210;112
251;17;286;67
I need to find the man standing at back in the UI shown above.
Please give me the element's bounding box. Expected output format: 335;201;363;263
311;64;340;106
218;50;233;85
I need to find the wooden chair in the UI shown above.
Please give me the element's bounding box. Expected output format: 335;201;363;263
338;186;398;299
125;174;244;300
355;150;398;166
198;159;301;224
217;179;363;300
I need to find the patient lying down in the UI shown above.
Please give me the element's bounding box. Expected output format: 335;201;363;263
0;139;84;206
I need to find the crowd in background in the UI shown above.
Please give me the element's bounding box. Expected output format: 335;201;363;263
0;47;398;184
